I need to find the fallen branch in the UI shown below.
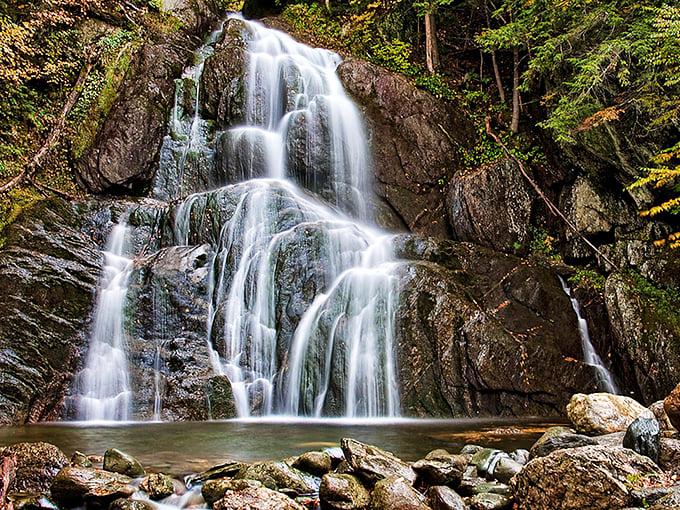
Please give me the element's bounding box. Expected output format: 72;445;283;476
484;116;620;271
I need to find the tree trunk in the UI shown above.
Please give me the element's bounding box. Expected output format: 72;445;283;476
425;12;439;74
491;51;505;102
511;45;520;133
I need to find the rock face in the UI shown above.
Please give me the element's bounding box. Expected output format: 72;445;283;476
566;393;654;435
394;235;601;417
447;158;535;255
0;198;102;425
511;445;663;510
337;57;474;238
0;442;69;494
76;1;224;193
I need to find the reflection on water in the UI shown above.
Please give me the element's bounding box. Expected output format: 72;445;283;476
0;419;562;475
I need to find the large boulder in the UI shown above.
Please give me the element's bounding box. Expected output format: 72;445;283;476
50;467;135;507
0;198;102;424
511;445;662;509
428;486;466;510
370;475;431;510
394;236;602;417
0;442;69;494
566;393;654;435
412;453;467;486
337;57;474;238
447;158;534;255
318;473;370;510
623;417;660;463
340;438;416;487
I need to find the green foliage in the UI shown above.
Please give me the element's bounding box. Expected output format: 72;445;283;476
415;72;456;100
625;270;680;320
568;268;606;293
529;226;560;259
369;40;418;75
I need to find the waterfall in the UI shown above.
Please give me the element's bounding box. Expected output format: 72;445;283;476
559;276;618;394
77;222;133;421
77;16;400;420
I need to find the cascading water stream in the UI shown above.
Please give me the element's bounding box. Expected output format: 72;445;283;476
559;276;618;394
77;222;133;421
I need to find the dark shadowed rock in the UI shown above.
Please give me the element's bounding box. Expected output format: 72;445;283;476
213;487;303;510
0;442;69;494
318;473;370;510
337;57;473;238
103;449;145;477
340;438;415;487
370;475;430;510
623;417;660;463
447;158;534;255
0;198;102;425
50;467;135;507
428;486;466;510
511;445;662;510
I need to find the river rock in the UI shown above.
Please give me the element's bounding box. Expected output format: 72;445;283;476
370;475;430;510
337;57;474;238
447;158;534;255
70;452;92;468
623;417;660;463
469;493;512;510
664;383;680;431
9;493;60;510
202;479;263;506
509;450;530;466
0;442;69;494
213;487;303;510
140;473;175;500
658;438;680;471
109;499;154;510
412;453;467;486
591;431;626;447
566;393;654;435
234;462;313;494
340;438;416;486
50;467;135;507
511;445;662;509
470;482;510;496
471;449;510;480
185;461;244;486
293;451;332;477
530;433;598;458
428;486;466;510
318;473;370;510
0;198;102;425
103;449;145;477
492;458;523;484
649;400;676;432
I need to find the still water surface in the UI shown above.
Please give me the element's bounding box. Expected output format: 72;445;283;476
0;418;561;475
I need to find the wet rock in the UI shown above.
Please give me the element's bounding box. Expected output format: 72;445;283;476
530;434;598;459
50;467;135;507
658;438;680;471
591;431;626;447
185;461;244;487
340;438;415;487
471;449;510;480
103;449;145;477
509;450;530;466
470;483;510;496
630;486;680;507
70;452;92;468
370;475;430;510
567;393;654;435
623;417;660;463
447;158;534;255
412;454;466;486
323;447;346;467
213;487;303;510
293;451;332;477
394;239;600;418
234;462;314;494
493;458;523;484
337;57;474;238
0;442;69;494
109;499;154;510
460;445;484;456
511;445;662;510
0;198;102;425
140;473;175;500
202;478;263;506
664;383;680;431
469;493;512;510
318;473;370;510
9;494;60;510
427;486;466;510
